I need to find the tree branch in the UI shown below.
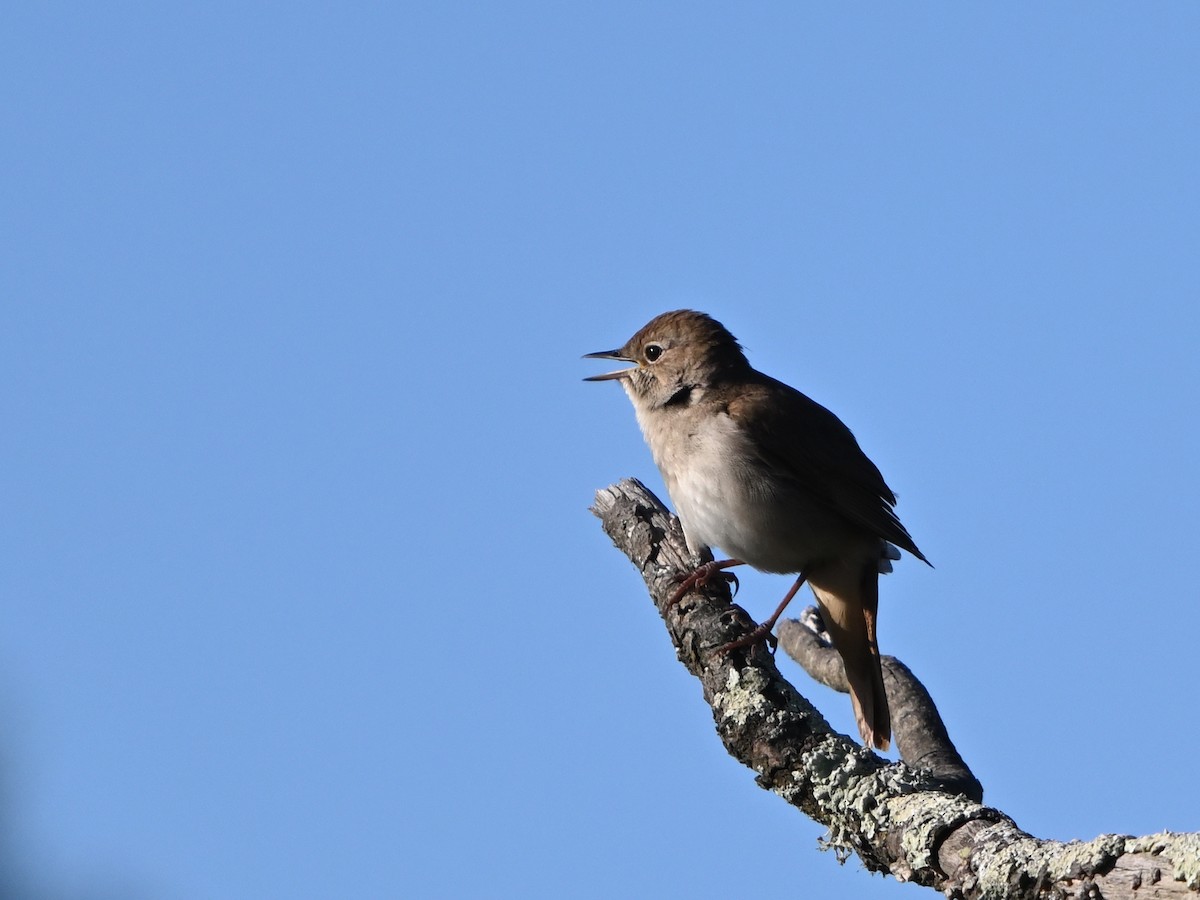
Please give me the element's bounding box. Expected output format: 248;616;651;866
777;608;982;803
591;477;1200;898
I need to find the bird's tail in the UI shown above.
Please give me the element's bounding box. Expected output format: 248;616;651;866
809;565;891;751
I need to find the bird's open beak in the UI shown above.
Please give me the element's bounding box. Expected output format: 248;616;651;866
583;349;635;382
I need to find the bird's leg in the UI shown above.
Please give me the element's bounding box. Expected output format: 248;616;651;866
664;558;744;609
719;572;808;654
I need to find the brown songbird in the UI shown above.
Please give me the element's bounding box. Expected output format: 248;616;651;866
586;310;929;750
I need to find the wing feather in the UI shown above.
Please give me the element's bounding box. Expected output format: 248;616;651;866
725;374;929;564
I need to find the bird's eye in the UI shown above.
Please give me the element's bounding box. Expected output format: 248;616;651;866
644;343;663;362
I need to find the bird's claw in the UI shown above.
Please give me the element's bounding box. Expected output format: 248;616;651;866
724;571;740;597
665;560;741;609
717;623;778;655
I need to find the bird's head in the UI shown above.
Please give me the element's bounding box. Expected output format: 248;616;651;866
584;310;749;409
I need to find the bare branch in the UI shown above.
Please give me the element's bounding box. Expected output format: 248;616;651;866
777;609;983;802
591;477;1200;898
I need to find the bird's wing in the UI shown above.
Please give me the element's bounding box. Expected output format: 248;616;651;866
724;374;929;564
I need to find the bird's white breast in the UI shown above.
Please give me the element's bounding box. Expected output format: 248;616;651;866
634;400;840;574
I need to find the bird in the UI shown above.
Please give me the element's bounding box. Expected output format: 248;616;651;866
585;310;929;750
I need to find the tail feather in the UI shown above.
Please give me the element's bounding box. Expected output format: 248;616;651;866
809;564;891;750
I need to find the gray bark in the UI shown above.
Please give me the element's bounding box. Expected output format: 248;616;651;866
777;609;982;803
591;477;1200;899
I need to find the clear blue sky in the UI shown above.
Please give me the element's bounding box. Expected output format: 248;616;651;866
3;5;1198;898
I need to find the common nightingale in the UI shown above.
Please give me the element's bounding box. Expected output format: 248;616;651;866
586;310;929;750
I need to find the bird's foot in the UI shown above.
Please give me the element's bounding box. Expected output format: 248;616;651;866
716;572;806;655
664;558;744;609
718;622;779;655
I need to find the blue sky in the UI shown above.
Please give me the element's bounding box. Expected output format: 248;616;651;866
3;4;1198;898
